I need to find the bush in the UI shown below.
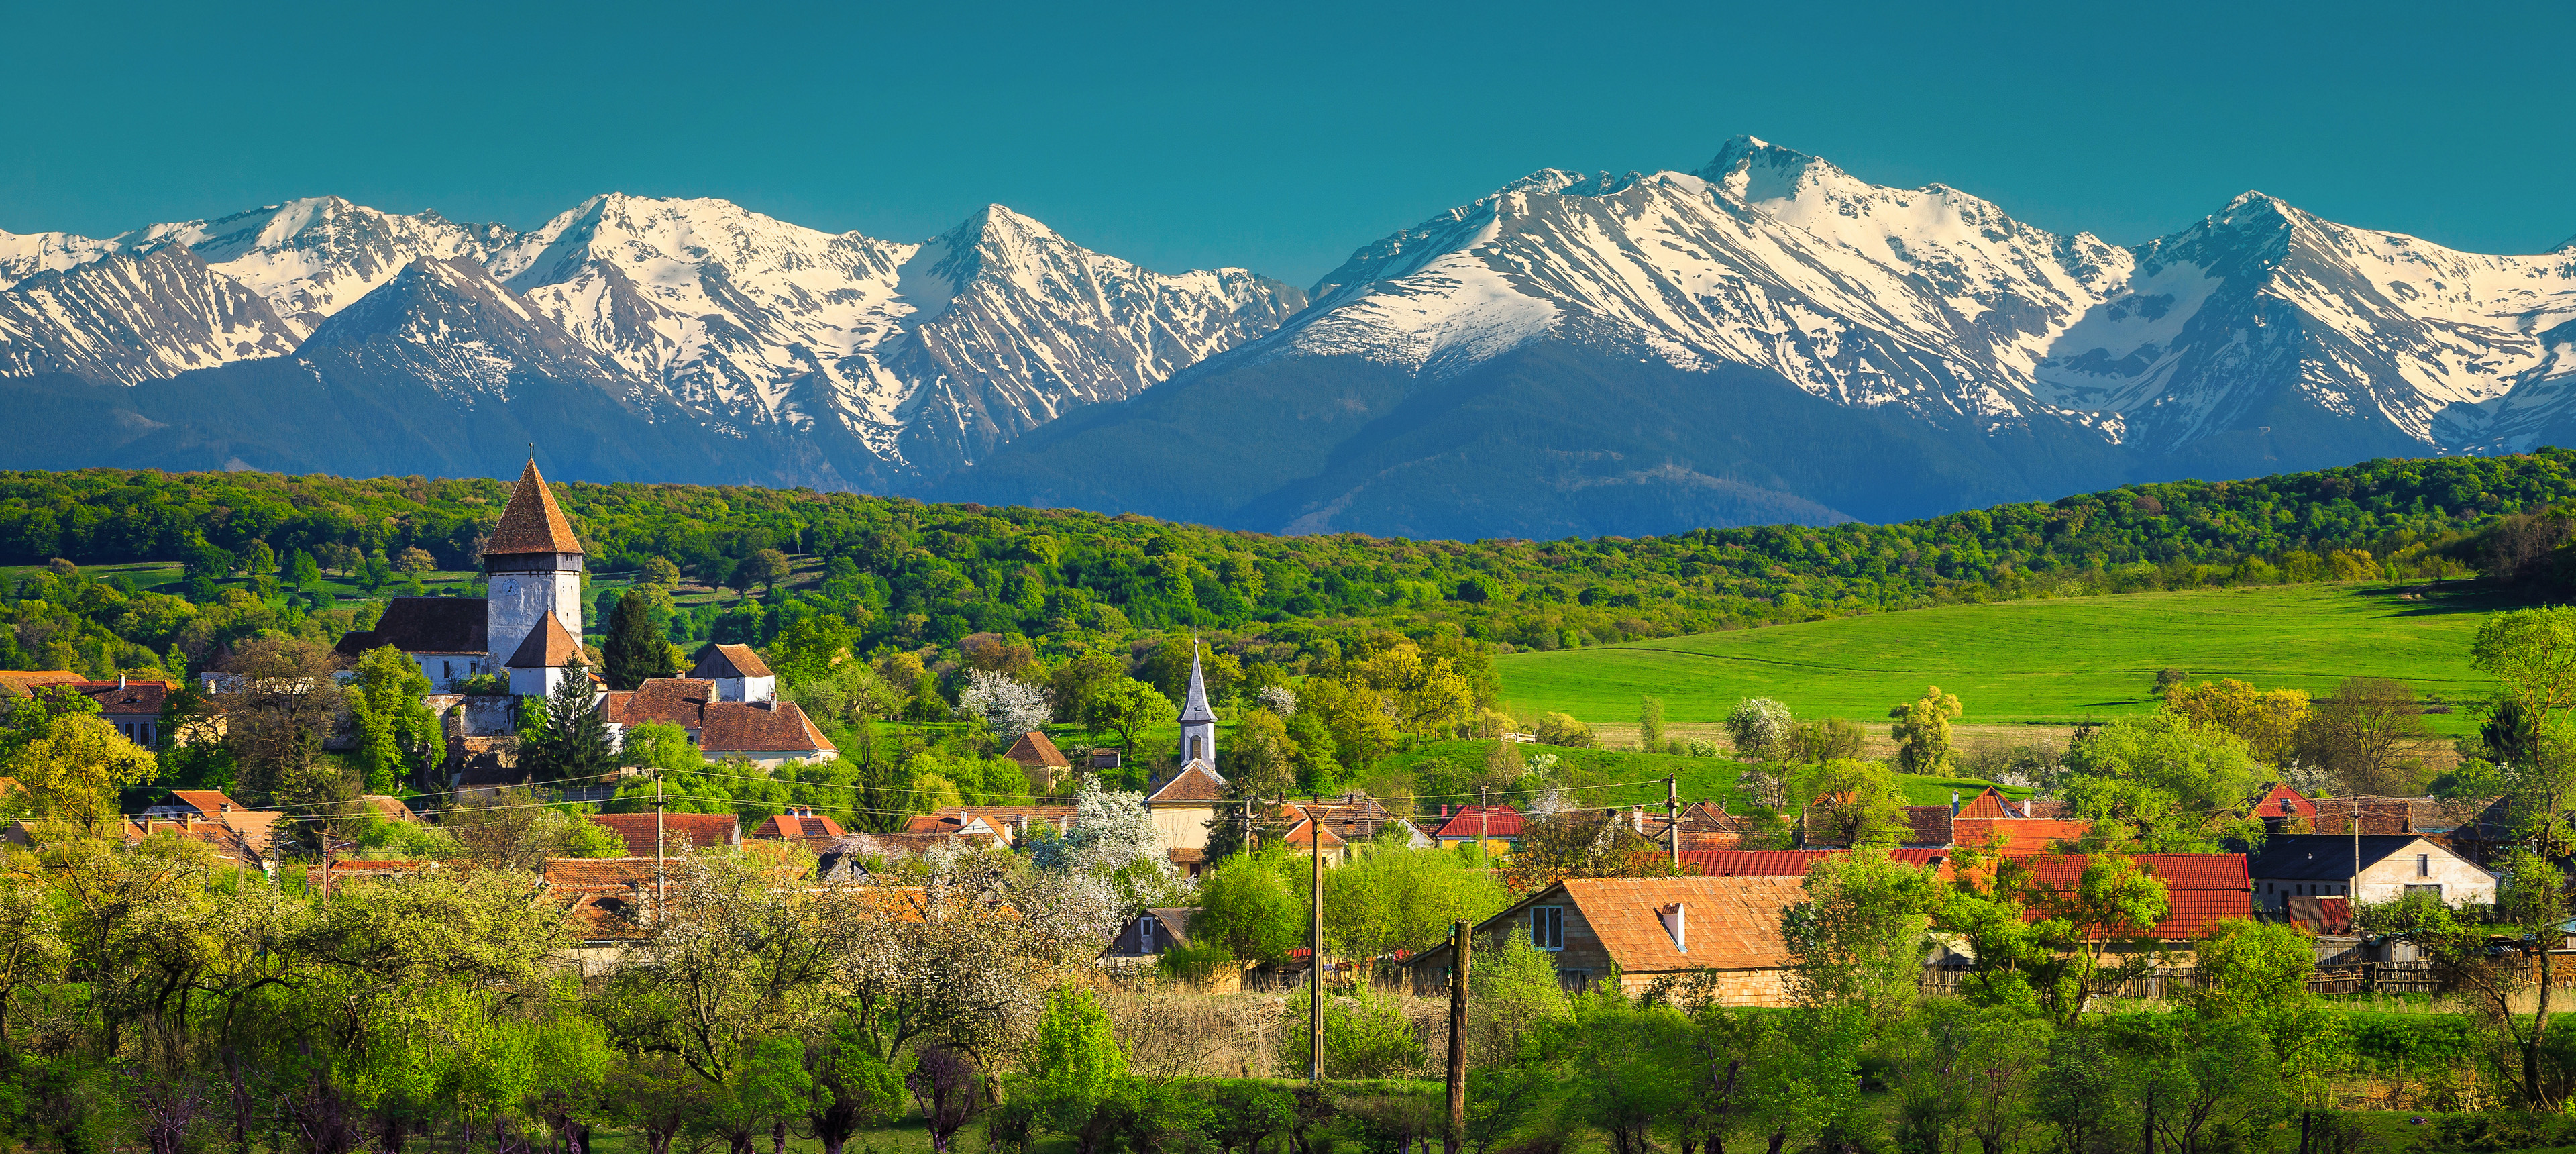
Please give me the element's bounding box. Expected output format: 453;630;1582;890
1277;982;1430;1078
1155;939;1234;984
1531;713;1595;749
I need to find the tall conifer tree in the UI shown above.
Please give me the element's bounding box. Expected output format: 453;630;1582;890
604;589;676;690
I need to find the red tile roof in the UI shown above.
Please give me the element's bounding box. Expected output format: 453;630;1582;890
750;810;847;839
610;678;714;727
1281;818;1346;847
1951;817;2092;851
168;789;244;815
690;644;772;679
506;613;586;668
71;679;168;715
698;701;834;755
586;812;739;855
1004;731;1071;769
1146;760;1228;804
2015;853;2253;940
1430;804;1524;839
1902;805;1954;846
482;461;584;556
1560;876;1813;971
1955;786;2022;819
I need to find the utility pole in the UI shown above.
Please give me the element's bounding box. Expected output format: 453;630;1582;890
1666;776;1680;870
655;774;667;914
1444;919;1470;1154
1309;792;1324;1084
1479;786;1489;865
2350;797;2362;926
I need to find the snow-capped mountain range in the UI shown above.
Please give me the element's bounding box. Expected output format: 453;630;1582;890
8;137;2575;536
0;193;1303;486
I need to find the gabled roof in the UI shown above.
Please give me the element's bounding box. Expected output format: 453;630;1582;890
1146;759;1228;805
506;614;587;669
168;789;244;815
751;810;848;839
337;596;488;657
1004;731;1071;769
586;812;740;855
1430;804;1524;839
609;678;713;727
482;460;584;556
2247;835;2461;882
72;680;168;715
1281;817;1346;848
1177;643;1215;723
360;795;420;823
698;701;834;754
690;643;771;680
1955;786;2027;819
1133;906;1196;946
1902;805;1954;847
2016;853;2253;939
1558;876;1811;971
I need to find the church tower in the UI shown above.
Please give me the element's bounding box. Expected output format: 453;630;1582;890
483;460;585;682
1176;642;1217;767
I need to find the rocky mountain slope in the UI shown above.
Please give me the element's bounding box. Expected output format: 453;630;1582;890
936;137;2576;537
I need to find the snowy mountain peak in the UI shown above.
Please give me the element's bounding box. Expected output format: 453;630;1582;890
1697;134;1840;205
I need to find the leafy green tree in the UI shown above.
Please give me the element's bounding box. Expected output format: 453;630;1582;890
1725;696;1791;762
1799;757;1910;848
1081;676;1168;757
1888;685;1963;774
1781;846;1935;1029
741;548;794;596
1185;853;1305;965
1029;986;1128;1154
2061;712;2265;851
605;590;680;690
519;672;614;786
803;1019;904;1154
767;614;855;687
1320;845;1509;960
1639;694;1666;750
2473;606;2576;721
347;644;443;792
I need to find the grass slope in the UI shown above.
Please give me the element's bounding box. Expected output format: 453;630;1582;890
1497;583;2500;737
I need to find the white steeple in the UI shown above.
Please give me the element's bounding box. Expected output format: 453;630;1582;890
1177;640;1216;768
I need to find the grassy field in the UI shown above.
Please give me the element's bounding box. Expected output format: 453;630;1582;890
1497;582;2505;739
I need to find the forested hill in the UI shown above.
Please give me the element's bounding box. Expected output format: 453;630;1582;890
3;449;2571;663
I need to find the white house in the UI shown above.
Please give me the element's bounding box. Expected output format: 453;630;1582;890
690;644;776;703
2246;834;2496;910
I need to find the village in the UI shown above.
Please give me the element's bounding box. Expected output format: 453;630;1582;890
3;463;2569;1154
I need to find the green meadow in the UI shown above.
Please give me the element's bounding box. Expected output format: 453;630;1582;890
1496;582;2504;737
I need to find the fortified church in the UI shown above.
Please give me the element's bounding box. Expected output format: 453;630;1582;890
335;460;833;770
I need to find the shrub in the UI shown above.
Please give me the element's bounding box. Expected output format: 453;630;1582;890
1276;982;1429;1078
1531;713;1595;749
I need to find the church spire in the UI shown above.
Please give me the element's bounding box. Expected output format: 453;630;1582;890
483;459;584;556
1177;640;1215;723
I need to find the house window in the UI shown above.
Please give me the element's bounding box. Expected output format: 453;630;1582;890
1531;905;1564;951
1140;914;1160;953
2418;853;2431;877
1190;735;1203;763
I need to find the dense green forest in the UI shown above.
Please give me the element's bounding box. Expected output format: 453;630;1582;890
3;450;2567;682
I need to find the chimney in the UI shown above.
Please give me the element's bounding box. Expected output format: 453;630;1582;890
118;674;127;690
1660;902;1686;953
1950;791;1960;817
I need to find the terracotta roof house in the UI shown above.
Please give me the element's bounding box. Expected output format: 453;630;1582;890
586;811;741;856
1951;817;2093;852
1004;731;1072;793
1902;805;1955;847
360;795;421;823
2012;853;2255;943
2247;835;2496;913
1285;794;1427;849
543;857;665;961
1652;800;1748;852
138;790;280;857
1407;875;1813;1004
68;678;170;747
750;808;849;840
1144;759;1226;858
2251;782;2319;828
334;597;493;690
117;810;274;871
689;644;777;704
608;678;715;735
697;701;836;768
1281;816;1351;865
1429;804;1525;850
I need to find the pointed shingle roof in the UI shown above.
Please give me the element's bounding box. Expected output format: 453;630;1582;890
689;644;771;679
1177;643;1215;723
482;460;584;556
1146;759;1228;805
506;613;587;669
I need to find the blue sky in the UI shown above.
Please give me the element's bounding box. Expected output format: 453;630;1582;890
7;0;2572;288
